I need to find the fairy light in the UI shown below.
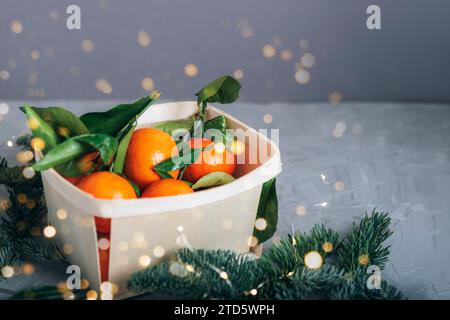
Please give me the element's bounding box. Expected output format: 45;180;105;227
334;181;345;192
86;290;98;300
238;19;254;38
185;264;195;272
184;64;199;77
6;140;13;147
26;199;36;209
304;251;323;269
177;225;184;232
295;69;310;84
141;78;154;91
287;271;294;277
138;255;151;267
17;150;34;164
22;263;35;275
0;70;10;80
100;282;114;300
10;20;23;34
30;137;46;151
328;91;343;105
2;266;14;278
336;122;347;132
233;69;244;80
262;44;276;58
247;236;259;247
255;218;267;231
137;30;151;47
30;50;40;60
56;209;68;220
153;246;165;258
63;244;74;255
98;238;110;250
314;202;328;207
22;167;35;179
322;242;333;253
169;261;188;277
300;53;315;68
0;103;9;115
133;232;145;243
296;205;306;216
214;143;226;154
95;78;113;94
43;225;56;238
219;271;229;280
17;193;27;204
81;39;95;53
359;254;369;265
249;289;258;296
280;50;292;61
263;114;273;124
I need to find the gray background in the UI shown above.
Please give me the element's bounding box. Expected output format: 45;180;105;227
1;0;450;102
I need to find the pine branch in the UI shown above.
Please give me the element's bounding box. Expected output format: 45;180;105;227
128;211;401;300
336;210;393;273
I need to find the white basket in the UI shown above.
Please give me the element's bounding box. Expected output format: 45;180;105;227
40;101;281;299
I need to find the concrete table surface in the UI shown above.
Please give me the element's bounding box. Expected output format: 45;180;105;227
1;100;449;299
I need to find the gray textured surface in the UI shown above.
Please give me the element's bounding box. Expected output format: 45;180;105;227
1;100;450;299
2;0;450;102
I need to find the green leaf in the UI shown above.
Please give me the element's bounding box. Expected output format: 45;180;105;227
20;105;60;153
80;94;159;136
112;124;135;175
155;119;195;138
32;134;118;173
192;172;235;190
195;75;241;122
181;180;193;187
204;115;227;135
24;106;90;138
195;75;241;106
9;286;87;300
153;143;203;172
253;178;278;244
155;169;174;179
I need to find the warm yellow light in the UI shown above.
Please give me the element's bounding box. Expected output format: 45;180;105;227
322;242;334;253
255;218;267;231
10;20;23;34
141;78;154;91
262;44;276;58
138;255;151;267
304;251;323;269
184;64;199;77
43;226;56;238
95;78;113;94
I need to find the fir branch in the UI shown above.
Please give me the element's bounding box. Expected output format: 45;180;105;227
128;211;400;300
336;210;393;273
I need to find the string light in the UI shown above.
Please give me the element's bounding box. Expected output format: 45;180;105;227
2;266;14;278
184;64;199;77
328;91;343;105
249;289;258;296
263;114;273;124
138;255;151;267
56;209;68;220
141;78;154;91
295;69;310;84
98;237;110;250
254;218;267;231
219;271;229;280
95;79;113;94
334;181;345;192
153;245;165;258
81;39;95;53
300;53;315;68
43;225;56;238
233;69;244;80
322;242;333;253
262;44;276;58
304;251;323;269
30;50;40;60
0;70;10;80
137;30;151;47
296;205;306;216
359;254;369;265
10;20;23;34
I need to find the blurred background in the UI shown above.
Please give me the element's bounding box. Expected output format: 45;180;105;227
1;0;450;103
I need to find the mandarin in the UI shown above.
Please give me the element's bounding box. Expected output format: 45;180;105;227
183;138;236;183
124;128;179;189
141;179;193;198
